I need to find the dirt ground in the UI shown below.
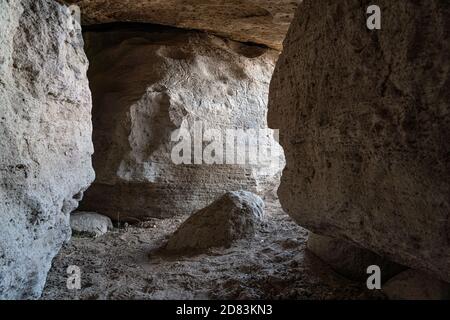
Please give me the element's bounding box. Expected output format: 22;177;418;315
42;199;380;300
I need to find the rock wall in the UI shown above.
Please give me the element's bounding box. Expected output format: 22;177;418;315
57;0;300;50
268;0;450;282
80;26;283;221
0;0;94;299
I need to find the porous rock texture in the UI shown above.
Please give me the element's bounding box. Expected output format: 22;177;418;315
80;26;283;221
268;0;450;282
71;212;113;237
307;233;404;282
166;191;265;253
57;0;300;50
383;270;450;300
0;0;94;299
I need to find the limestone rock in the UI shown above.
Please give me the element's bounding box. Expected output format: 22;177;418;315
0;0;94;299
57;0;300;50
71;212;113;237
166;191;265;253
307;233;405;282
79;26;284;221
268;0;450;281
383;270;450;300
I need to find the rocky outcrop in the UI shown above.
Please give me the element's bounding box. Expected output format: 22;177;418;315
383;270;450;300
307;233;404;282
166;191;265;253
0;0;94;299
71;212;113;237
80;26;283;221
57;0;299;50
268;0;450;282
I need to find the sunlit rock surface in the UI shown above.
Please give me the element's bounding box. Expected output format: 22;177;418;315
0;0;94;299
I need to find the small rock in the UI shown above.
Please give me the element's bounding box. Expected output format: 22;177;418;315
383;270;450;300
71;212;113;237
166;191;265;253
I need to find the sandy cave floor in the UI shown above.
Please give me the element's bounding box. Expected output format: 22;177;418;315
42;199;381;300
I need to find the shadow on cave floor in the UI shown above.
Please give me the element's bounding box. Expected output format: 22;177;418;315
41;198;379;300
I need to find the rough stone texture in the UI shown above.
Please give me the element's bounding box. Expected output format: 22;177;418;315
166;191;265;253
307;233;405;282
268;0;450;282
0;0;94;299
71;212;113;237
383;270;450;300
56;0;300;50
80;26;283;221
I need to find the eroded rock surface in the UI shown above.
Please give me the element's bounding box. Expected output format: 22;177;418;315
166;191;265;253
80;26;283;221
268;0;450;282
57;0;300;50
0;0;94;299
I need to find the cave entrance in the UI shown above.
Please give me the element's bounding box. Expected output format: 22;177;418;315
43;21;376;300
77;23;285;223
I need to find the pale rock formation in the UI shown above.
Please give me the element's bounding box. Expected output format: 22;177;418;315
268;0;450;282
383;270;450;300
307;233;404;282
80;27;284;221
71;212;113;237
166;191;265;253
0;0;94;299
56;0;300;50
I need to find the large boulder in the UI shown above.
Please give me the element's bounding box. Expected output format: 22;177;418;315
268;0;450;282
80;26;284;221
166;191;265;253
0;0;94;299
57;0;300;50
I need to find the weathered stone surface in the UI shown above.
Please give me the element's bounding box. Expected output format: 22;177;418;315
57;0;300;50
268;0;450;282
307;233;405;282
166;191;265;252
0;0;94;299
71;212;113;237
383;270;450;300
80;26;283;221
